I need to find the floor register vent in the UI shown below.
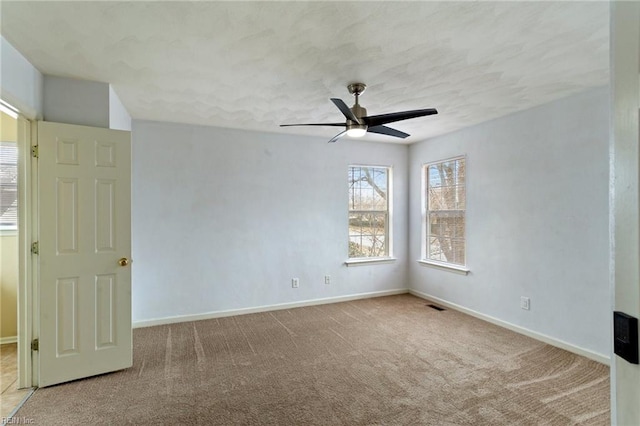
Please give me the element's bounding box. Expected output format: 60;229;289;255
427;304;446;311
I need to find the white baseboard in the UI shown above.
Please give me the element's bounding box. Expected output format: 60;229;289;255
409;289;610;366
0;336;18;344
133;288;409;329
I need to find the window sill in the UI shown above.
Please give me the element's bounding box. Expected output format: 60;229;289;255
345;257;397;267
417;260;470;275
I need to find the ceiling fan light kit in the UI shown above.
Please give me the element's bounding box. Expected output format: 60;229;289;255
280;82;438;143
346;127;367;138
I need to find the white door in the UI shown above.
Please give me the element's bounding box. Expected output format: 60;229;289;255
36;121;132;387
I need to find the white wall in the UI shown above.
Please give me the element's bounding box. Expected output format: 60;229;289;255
109;85;132;131
43;75;110;127
409;87;610;358
0;36;43;119
131;121;409;323
42;76;131;130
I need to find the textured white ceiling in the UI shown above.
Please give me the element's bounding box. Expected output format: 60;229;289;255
1;1;609;143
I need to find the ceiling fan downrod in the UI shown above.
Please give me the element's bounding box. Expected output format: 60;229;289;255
347;83;367;122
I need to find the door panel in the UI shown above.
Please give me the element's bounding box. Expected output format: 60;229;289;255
55;178;78;253
55;277;78;355
95;180;116;252
37;121;131;387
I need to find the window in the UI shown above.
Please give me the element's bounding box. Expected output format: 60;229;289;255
348;166;391;259
0;141;18;231
423;157;466;266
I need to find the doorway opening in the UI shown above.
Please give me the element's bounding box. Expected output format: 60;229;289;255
0;100;33;417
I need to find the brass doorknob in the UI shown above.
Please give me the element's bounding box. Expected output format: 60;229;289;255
118;258;130;267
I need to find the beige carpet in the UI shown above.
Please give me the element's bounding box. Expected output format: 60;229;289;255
15;294;609;425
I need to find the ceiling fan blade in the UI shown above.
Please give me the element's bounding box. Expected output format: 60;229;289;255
280;123;345;127
367;125;410;139
362;108;438;127
330;98;361;124
328;130;347;143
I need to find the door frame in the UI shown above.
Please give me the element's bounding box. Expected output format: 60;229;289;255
610;2;640;424
15;113;35;388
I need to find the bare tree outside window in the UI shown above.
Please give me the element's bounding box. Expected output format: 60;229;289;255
348;166;390;258
424;158;466;266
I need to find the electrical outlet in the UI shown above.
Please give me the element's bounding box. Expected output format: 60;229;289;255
520;296;530;310
324;275;331;285
292;278;299;288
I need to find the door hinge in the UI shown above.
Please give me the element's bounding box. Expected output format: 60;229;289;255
31;145;39;158
31;339;39;351
31;241;39;255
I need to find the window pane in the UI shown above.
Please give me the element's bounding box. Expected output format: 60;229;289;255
457;160;466;181
428;187;442;210
428;237;445;262
0;142;18;230
429;215;443;238
456;185;466;209
451;238;466;265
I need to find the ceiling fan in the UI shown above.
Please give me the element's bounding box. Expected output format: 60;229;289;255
280;83;438;143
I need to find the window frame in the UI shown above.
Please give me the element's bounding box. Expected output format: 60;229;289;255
420;156;469;273
346;164;394;265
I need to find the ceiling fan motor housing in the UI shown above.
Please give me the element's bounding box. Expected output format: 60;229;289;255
348;104;368;132
350;104;367;120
